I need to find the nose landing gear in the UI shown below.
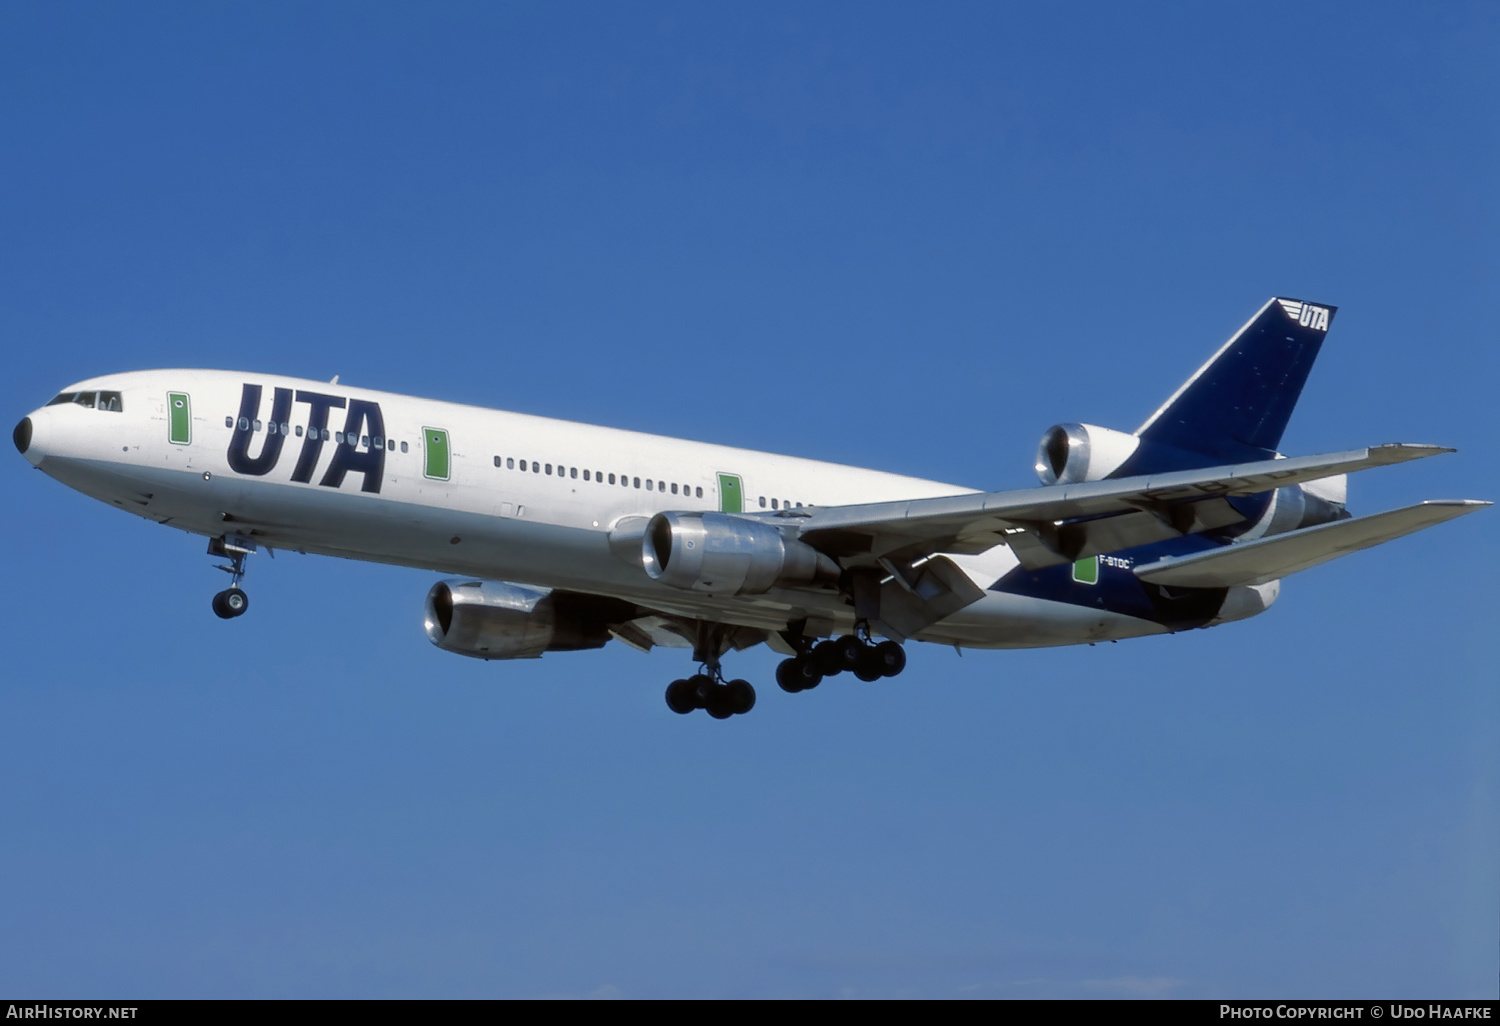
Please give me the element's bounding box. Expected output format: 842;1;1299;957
208;534;255;619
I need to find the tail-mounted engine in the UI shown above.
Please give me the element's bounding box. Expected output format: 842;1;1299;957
424;579;627;660
1035;423;1141;485
643;511;839;595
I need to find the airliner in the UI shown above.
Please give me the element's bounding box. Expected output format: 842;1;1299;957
12;297;1487;719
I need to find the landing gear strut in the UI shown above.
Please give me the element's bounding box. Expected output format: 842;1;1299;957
776;623;906;693
208;535;255;620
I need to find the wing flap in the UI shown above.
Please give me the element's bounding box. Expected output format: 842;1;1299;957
1132;500;1490;588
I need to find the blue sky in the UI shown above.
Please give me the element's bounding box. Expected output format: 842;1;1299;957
1;1;1495;998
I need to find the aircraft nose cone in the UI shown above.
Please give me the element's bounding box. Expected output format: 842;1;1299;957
13;416;32;455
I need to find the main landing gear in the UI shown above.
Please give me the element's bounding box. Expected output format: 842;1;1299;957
208;535;255;620
660;621;909;718
775;628;906;694
665;673;756;720
663;621;757;719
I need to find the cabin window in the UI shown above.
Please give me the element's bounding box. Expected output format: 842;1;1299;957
771;498;778;509
225;416;233;428
646;479;653;491
695;486;702;498
596;470;604;482
671;483;678;494
297;426;305;437
493;456;500;467
545;464;552;475
238;417;249;430
334;431;343;444
583;470;590;481
360;435;368;447
267;422;278;436
253;420;262;432
506;457;514;469
633;477;640;488
760;496;766;508
608;473;616;484
373;435;382;448
400;441;408;453
570;467;577;479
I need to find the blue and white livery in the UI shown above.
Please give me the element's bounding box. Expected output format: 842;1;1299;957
13;298;1487;718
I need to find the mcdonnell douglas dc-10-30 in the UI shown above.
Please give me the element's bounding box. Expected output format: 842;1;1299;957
13;298;1488;719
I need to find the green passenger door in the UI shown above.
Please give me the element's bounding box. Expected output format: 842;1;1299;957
717;472;743;513
422;427;451;480
167;392;191;445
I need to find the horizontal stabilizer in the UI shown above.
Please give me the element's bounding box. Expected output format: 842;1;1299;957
1132;500;1490;588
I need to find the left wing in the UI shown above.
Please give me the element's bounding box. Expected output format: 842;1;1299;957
783;443;1451;571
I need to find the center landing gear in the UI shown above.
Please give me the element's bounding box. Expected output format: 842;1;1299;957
663;622;756;719
776;625;906;693
208;535;255;620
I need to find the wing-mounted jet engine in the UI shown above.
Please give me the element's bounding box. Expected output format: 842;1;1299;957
424;580;635;660
642;511;839;595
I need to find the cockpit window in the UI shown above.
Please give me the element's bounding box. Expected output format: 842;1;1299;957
44;390;123;411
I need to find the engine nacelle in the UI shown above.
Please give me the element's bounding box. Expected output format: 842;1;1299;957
423;579;612;660
642;511;840;595
1239;474;1350;540
1035;423;1141;485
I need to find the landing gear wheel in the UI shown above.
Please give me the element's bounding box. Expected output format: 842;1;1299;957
791;656;822;691
812;639;847;677
665;678;697;714
726;679;756;715
688;674;715;708
212;588;249;619
853;647;884;682
833;634;865;672
704;683;734;719
872;640;906;677
776;658;804;693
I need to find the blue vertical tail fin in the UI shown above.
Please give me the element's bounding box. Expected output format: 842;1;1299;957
1127;297;1336;471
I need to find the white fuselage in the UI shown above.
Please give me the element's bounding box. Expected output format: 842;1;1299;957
17;370;1171;649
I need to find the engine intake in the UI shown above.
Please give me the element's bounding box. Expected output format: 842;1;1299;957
1035;423;1141;485
424;580;626;660
642;511;839;595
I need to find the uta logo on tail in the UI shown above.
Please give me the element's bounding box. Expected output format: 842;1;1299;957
1277;299;1331;331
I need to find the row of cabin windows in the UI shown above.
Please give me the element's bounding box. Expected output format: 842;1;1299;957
492;456;704;498
48;391;123;412
225;416;409;453
759;496;804;510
